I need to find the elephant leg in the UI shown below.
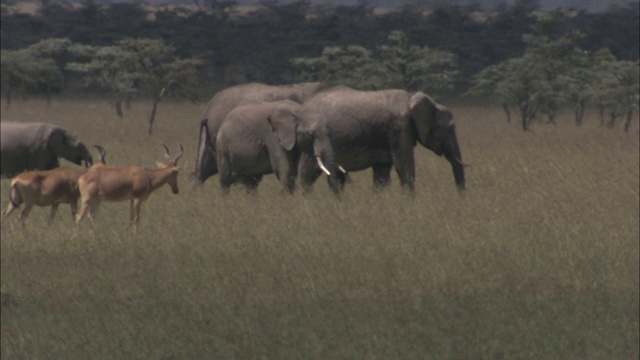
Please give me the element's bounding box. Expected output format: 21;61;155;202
238;176;261;194
217;150;235;193
372;163;393;189
269;146;298;194
391;136;416;193
391;132;416;193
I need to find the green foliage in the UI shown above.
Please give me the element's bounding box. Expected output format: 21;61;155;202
0;38;80;106
292;45;387;90
594;59;640;131
67;38;202;132
378;30;458;93
292;30;458;94
468;9;639;131
0;1;637;104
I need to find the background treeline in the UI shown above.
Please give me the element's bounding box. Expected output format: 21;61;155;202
1;0;638;131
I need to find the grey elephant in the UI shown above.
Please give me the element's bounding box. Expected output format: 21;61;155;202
194;82;329;184
1;122;93;178
294;86;465;193
216;100;345;194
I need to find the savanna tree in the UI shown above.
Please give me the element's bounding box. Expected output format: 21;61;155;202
0;38;82;107
378;30;458;94
291;45;386;90
66;45;138;118
68;38;202;133
595;59;639;132
560;48;616;126
116;39;202;134
469;54;552;131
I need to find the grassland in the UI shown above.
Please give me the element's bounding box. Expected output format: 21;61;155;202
1;98;638;359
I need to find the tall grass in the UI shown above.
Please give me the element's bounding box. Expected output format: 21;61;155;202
1;98;638;359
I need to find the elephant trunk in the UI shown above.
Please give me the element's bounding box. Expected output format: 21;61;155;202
443;135;465;192
315;146;348;194
77;144;93;167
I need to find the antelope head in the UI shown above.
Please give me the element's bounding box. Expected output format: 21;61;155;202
159;144;184;194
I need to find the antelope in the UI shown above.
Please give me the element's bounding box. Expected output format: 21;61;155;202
75;145;183;232
1;145;107;228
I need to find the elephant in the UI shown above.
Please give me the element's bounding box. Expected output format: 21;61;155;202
1;122;94;178
216;100;346;194
194;82;329;184
294;86;465;193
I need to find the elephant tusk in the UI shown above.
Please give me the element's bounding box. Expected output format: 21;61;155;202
338;165;348;174
316;156;332;176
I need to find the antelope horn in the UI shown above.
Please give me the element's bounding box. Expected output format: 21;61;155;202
163;144;184;165
174;144;184;164
94;144;107;164
315;156;331;176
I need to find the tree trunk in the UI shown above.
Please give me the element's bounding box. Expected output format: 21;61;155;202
148;98;160;134
502;103;511;124
624;107;634;133
148;88;166;135
519;103;531;131
575;102;585;127
115;100;124;118
5;86;11;110
45;83;52;107
607;112;618;129
522;114;529;131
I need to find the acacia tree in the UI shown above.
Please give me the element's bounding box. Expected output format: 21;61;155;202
68;39;202;133
468;54;553;131
291;45;387;89
378;30;458;94
116;39;202;134
561;49;616;126
0;38;81;107
596;59;639;132
67;45;138;118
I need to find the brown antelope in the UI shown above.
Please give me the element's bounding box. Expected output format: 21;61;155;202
1;167;84;228
75;145;183;232
1;145;107;228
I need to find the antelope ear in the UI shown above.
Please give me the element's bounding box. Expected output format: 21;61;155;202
267;108;298;151
156;161;165;168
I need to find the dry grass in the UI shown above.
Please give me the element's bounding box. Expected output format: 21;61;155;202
1;98;638;359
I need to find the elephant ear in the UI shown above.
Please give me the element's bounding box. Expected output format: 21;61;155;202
46;127;69;153
410;92;453;145
267;107;298;151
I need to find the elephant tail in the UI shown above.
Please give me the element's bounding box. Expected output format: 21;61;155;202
194;119;217;180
